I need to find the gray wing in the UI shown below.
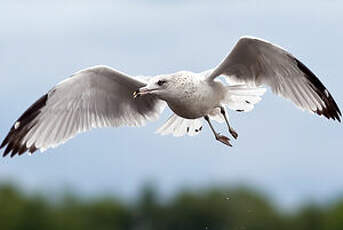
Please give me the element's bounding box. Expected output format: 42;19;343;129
1;65;165;157
207;36;341;121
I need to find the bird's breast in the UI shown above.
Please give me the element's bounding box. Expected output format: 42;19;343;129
167;102;203;119
166;83;223;119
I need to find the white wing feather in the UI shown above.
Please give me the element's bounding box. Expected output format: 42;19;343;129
1;65;165;156
208;36;341;121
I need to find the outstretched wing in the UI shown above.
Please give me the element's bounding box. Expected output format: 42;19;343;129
207;36;341;121
1;65;165;157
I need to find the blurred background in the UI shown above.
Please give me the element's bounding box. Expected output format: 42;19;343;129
0;0;342;229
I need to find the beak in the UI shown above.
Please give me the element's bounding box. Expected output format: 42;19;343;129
133;87;153;99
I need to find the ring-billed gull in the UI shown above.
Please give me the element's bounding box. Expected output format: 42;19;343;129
1;36;341;157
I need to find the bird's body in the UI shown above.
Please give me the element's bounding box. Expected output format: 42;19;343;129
154;71;225;119
1;36;341;157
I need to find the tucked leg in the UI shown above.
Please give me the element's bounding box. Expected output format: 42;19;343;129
220;106;238;139
204;115;232;147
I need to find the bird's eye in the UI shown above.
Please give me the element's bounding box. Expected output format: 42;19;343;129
157;80;167;86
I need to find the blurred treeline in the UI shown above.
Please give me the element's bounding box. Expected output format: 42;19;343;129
0;183;343;230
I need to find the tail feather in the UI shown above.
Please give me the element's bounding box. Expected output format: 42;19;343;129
225;85;266;112
156;114;203;137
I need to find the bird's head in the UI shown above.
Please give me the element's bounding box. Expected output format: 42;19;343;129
133;73;186;100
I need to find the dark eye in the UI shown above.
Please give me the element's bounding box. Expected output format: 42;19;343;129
157;80;167;86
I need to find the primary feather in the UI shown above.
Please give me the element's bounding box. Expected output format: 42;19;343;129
208;36;341;121
1;65;165;157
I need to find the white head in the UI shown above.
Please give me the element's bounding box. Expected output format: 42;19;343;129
133;72;194;101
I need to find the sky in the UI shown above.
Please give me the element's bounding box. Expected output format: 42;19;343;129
0;0;342;209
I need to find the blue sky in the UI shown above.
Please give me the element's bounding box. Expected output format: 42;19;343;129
0;0;342;209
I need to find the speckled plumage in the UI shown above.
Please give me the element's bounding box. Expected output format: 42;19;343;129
148;71;227;119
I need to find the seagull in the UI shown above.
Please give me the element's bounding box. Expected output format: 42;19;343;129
1;36;341;157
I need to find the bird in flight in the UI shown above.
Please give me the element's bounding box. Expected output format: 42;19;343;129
1;36;341;157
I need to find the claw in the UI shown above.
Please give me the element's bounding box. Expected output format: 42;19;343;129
215;134;232;147
229;128;238;140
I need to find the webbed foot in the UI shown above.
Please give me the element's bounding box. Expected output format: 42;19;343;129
215;134;232;147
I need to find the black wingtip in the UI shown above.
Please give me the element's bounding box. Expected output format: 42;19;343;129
1;94;48;158
294;58;342;123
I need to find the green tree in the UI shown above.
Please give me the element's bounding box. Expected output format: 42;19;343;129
1;182;343;230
